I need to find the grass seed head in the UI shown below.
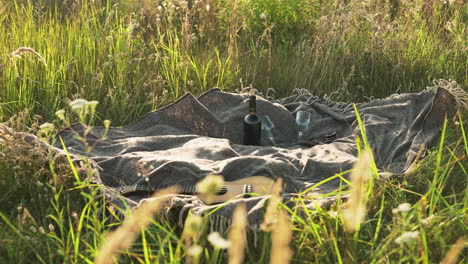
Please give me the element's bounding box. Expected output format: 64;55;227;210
196;174;224;203
94;188;176;264
270;210;292;264
440;237;466;264
228;203;247;264
10;47;47;66
341;150;372;233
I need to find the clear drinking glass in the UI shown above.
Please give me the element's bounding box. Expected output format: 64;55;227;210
261;115;277;146
296;111;311;142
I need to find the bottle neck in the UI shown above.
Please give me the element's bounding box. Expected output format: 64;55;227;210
249;95;256;114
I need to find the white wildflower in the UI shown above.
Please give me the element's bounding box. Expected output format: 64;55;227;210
187;245;203;256
87;100;98;108
205;5;210;11
69;99;88;111
40;122;55;134
103;119;111;129
55;109;66;120
260;13;266;20
39;226;45;234
395;231;419;245
397;203;411;212
421;214;436;226
30;226;37;233
207;232;231;249
392;202;411;214
328;211;338;218
48;224;55;231
157;6;162;11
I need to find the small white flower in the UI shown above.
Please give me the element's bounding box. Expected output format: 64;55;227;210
205;5;210;11
187;245;203;256
40;122;55;134
328;211;338;218
71;212;78;219
103;119;111;128
207;232;231;249
107;54;112;58
397;203;411;212
157;6;162;11
88;100;98;107
30;226;37;233
48;224;55;231
395;231;419;244
55;109;66;120
39;227;45;234
259;13;266;20
69;99;88;111
392;202;411;214
421;214;436;226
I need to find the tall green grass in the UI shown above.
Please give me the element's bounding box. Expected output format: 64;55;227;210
0;0;466;123
0;0;467;263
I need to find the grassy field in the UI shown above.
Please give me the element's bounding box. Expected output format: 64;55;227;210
0;0;467;263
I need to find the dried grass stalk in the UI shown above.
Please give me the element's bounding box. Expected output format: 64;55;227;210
270;210;292;264
94;188;177;264
228;202;247;264
260;178;283;231
10;47;47;66
342;150;372;233
440;237;466;264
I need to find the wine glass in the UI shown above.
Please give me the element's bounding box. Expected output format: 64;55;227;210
296;111;311;142
262;115;277;146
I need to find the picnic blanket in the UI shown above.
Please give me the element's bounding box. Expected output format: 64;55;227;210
2;81;462;231
46;82;462;231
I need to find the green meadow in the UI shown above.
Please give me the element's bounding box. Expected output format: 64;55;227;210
0;0;466;263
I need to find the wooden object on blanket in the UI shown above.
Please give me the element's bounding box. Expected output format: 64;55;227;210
119;176;276;204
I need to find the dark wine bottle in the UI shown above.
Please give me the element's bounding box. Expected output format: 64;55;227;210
243;90;262;145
